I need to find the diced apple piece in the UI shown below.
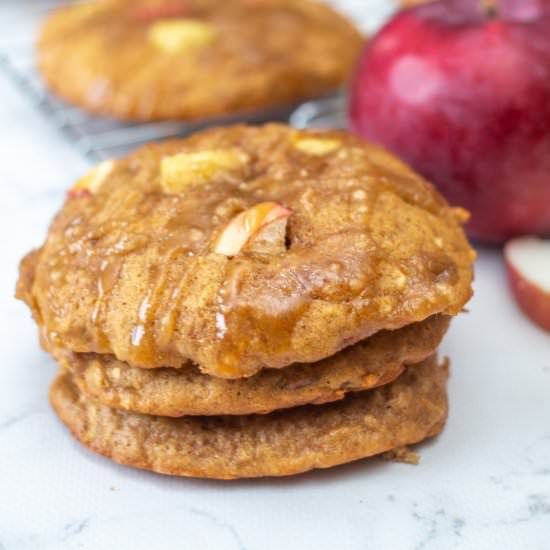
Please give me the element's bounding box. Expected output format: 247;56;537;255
160;150;246;193
293;136;341;156
67;160;115;198
505;237;550;333
132;0;189;22
214;202;292;257
148;19;216;53
245;216;289;255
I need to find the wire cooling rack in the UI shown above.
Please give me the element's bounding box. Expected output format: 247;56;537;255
0;0;382;161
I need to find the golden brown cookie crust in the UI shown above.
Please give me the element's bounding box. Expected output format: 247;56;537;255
49;355;448;479
54;315;449;416
17;124;475;378
37;0;363;121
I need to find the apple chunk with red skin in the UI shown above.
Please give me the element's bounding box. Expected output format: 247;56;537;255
67;160;114;199
214;202;292;257
505;237;550;333
131;1;189;22
349;0;550;243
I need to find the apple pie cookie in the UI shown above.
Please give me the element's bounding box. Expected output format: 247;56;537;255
37;0;363;121
17;124;475;379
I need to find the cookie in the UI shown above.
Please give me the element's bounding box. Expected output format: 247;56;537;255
53;315;448;416
37;0;363;121
17;124;475;378
49;355;448;479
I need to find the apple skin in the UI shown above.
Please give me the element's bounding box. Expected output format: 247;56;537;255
213;202;291;257
507;262;550;333
349;0;550;243
505;237;550;333
131;1;189;22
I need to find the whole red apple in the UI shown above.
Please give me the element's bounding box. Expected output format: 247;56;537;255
349;0;550;243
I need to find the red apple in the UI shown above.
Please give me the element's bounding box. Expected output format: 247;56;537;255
505;237;550;333
349;0;550;243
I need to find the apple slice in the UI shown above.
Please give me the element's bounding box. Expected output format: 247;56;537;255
293;136;341;156
161;150;246;193
505;237;550;333
67;160;115;199
132;1;189;22
148;19;216;53
214;202;292;257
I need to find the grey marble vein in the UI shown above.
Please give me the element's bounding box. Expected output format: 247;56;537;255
60;518;91;542
412;504;467;550
189;507;248;550
0;407;42;430
484;494;550;528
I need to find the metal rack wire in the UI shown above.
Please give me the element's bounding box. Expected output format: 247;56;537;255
0;0;372;161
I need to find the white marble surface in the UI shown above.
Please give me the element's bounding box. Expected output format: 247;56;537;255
0;1;549;549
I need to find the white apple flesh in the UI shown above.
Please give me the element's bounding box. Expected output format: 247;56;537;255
505;237;550;333
213;202;291;257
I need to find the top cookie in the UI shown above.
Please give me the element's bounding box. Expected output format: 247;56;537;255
17;124;475;378
37;0;363;121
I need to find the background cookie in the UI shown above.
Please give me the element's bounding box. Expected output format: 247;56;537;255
49;355;448;479
54;315;449;416
37;0;363;121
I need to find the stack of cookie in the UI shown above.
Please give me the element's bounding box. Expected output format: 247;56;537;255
17;124;475;479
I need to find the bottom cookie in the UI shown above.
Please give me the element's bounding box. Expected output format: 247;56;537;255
49;356;448;479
